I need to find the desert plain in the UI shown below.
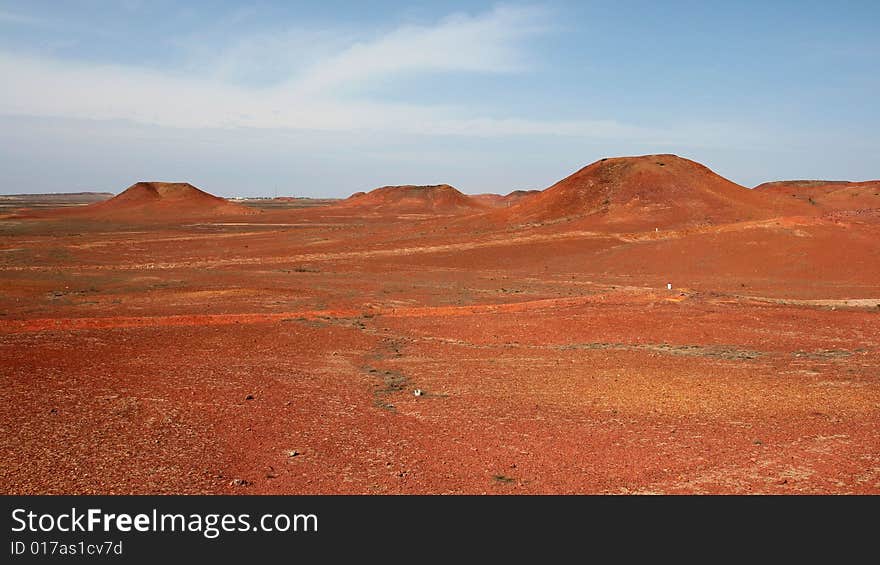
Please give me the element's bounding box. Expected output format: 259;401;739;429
1;154;878;494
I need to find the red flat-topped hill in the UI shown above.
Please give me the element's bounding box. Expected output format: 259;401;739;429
495;154;814;230
51;182;258;221
754;179;880;211
340;184;488;214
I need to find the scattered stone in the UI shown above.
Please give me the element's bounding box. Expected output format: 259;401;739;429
229;478;252;487
413;389;423;397
286;450;300;458
245;394;255;400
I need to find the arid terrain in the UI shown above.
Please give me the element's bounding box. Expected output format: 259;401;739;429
1;154;878;494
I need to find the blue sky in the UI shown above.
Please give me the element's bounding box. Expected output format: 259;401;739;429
1;1;878;196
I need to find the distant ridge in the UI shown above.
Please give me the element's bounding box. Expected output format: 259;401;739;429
472;189;541;208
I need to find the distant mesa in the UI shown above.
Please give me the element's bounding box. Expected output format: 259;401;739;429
473;189;541;207
64;182;258;221
503;189;541;204
498;154;814;229
754;180;853;190
341;184;487;214
754;179;880;211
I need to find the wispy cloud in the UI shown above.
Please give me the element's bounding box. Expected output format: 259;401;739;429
0;8;47;26
0;3;672;142
175;4;547;88
289;4;547;94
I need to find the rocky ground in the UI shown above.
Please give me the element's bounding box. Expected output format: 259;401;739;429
1;202;877;494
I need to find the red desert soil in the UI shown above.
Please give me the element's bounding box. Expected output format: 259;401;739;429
1;156;878;494
471;193;506;206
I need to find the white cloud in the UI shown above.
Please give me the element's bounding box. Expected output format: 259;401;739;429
0;3;689;142
289;4;547;95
